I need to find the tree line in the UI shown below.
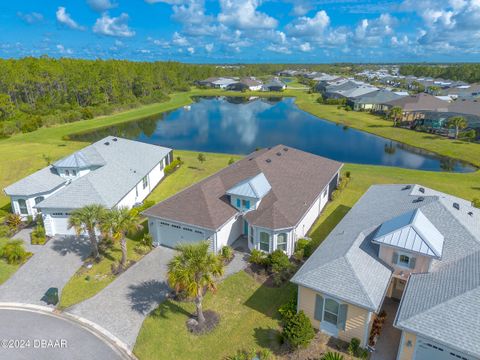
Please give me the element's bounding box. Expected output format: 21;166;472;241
399;64;480;83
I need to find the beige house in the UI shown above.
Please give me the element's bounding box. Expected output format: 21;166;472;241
292;184;480;360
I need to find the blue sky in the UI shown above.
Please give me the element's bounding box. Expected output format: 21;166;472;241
0;0;479;63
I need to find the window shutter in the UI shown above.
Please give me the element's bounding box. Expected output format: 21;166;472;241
337;304;348;330
236;198;241;207
314;295;324;321
409;257;416;269
392;252;399;264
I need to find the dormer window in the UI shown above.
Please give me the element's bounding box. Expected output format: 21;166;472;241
399;254;410;267
242;199;250;209
72;170;77;176
65;170;70;176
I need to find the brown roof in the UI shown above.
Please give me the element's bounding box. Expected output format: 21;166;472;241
385;93;449;112
240;78;262;87
447;99;480;116
143;145;342;230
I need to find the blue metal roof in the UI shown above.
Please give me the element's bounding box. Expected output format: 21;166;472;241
226;172;271;199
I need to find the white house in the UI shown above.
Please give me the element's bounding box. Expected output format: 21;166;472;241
143;145;342;255
4;136;172;236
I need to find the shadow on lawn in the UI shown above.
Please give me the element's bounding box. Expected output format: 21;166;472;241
150;298;191;319
254;327;283;355
127;279;170;315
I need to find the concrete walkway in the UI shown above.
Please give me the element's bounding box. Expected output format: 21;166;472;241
68;246;176;350
371;298;402;360
0;235;90;305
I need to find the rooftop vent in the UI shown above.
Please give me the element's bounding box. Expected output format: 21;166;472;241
413;196;424;203
419;187;425;194
283;147;288;152
248;158;253;161
468;211;474;216
276;152;282;156
112;138;118;142
453;202;460;210
104;141;110;146
266;159;272;163
402;185;412;190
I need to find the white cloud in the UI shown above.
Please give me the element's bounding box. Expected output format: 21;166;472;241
353;13;396;46
56;44;73;55
218;0;278;30
187;47;195;54
286;11;330;37
87;0;117;12
56;7;85;30
172;32;189;45
17;12;43;24
266;44;291;54
299;42;312;52
93;13;135;37
291;4;311;16
205;43;214;52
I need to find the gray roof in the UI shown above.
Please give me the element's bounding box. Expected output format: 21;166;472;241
4;166;67;197
291;184;480;315
351;89;404;104
226;172;271;199
53;146;105;169
373;209;444;258
34;137;171;209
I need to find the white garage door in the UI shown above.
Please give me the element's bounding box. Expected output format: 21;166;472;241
50;214;77;236
415;338;473;360
157;221;208;249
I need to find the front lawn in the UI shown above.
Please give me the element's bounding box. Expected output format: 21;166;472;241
0;238;20;285
134;271;295;360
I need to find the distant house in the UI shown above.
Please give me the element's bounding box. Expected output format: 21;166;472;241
143;146;342;255
322;80;362;99
4;137;172;236
263;78;286;91
383;93;449;122
227;78;263;91
292;184;480;360
444;83;480;100
198;77;237;89
348;89;405;112
333;85;379;100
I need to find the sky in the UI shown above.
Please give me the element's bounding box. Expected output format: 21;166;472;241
0;0;479;63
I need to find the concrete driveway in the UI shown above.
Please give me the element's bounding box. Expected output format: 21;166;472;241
0;235;90;305
69;246;176;350
0;307;129;360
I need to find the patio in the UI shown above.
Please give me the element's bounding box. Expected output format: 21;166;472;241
370;297;402;360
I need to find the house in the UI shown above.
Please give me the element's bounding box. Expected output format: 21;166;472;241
348;89;405;112
333;85;379;100
263;78;286;91
4;136;172;236
383;93;450;122
227;78;263;91
292;184;480;360
143;145;342;255
198;77;237;89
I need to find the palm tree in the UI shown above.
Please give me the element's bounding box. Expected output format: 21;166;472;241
68;204;106;260
101;207;140;271
388;106;403;127
168;241;223;325
447;116;468;139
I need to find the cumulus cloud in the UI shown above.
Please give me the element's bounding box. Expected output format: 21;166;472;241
354;14;396;46
187;46;195;54
56;44;73;55
87;0;117;12
286;11;330;37
172;32;189;46
205;43;214;52
218;0;278;30
299;42;312;52
93;13;135;37
17;12;43;24
266;44;291;54
56;7;85;30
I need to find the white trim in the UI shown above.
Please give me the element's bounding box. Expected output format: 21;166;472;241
396;331;405;360
363;311;372;348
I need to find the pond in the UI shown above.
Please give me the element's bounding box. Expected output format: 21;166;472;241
72;97;476;173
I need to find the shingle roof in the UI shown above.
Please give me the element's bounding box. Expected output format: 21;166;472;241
143;145;342;230
34;137;171;209
4;166;67;196
352;89;404;104
384;93;449;111
291;184;480;314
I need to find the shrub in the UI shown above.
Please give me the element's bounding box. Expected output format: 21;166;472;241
321;352;344;360
141;233;153;248
249;249;267;265
295;238;310;252
5;214;22;233
164;158;183;175
330;190;340;201
220;245;234;262
293;248;304;262
473;198;480;208
267;249;290;273
345;171;351;178
0;239;30;264
0;225;11;237
228;158;235;165
227;348;271;360
30;225;46;245
282;310;315;349
337;177;350;190
278;296;297;323
348;337;361;356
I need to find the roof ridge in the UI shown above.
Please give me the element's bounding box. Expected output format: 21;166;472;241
344;251;376;310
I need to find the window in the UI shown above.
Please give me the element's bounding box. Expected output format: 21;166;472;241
183;227;193;232
72;170;77;176
323;298;340;325
236;198;241;208
136;186;138;198
249;226;254;245
277;233;287;251
18;199;28;215
399;254;410;266
34;196;44;205
65;170;70;176
194;230;203;234
160;158;165;170
171;224;180;229
142;176;149;189
242;199;250;209
322;189;327;198
52;212;63;216
259;232;270;252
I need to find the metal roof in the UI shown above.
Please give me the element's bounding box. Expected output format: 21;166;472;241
53;146;105;169
373;209;444;258
226;172;271;199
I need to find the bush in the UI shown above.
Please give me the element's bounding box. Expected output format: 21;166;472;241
321;352;344;360
249;249;267;265
227;348;271;360
330;190;340;201
278;296;297;323
345;171;351;178
293;248;304;262
141;233;153;248
337;177;350;190
220;245;234;262
0;225;11;237
348;338;361;356
295;238;310;252
267;249;290;273
0;239;30;264
228;158;235;165
30;225;46;245
164;158;183;175
5;214;22;233
473;198;480;208
282;311;315;349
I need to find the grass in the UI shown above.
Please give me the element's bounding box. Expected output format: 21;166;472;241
0;238;21;285
134;271;295;360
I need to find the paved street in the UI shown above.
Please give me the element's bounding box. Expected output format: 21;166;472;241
0;235;90;305
0;308;129;360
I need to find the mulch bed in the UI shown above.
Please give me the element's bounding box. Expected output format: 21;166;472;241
186;310;220;335
244;263;277;288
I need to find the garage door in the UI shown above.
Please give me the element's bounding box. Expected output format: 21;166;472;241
157;221;208;249
415;338;473;360
49;213;77;236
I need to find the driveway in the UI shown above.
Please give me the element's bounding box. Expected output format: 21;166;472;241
69;246;176;350
0;235;90;305
0;307;129;360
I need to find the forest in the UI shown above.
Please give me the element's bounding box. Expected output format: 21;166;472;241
399;64;480;83
0;58;349;137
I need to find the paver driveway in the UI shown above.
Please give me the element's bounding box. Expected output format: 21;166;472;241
0;235;90;305
69;246;176;350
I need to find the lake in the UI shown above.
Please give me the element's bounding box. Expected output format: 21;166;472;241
72;97;476;172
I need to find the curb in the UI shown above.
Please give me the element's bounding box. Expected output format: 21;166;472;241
0;302;137;360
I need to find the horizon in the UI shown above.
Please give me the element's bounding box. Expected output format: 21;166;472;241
2;0;479;63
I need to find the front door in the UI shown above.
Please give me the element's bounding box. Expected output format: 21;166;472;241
391;278;406;300
244;220;248;235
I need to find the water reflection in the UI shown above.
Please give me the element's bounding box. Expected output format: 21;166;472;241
72;97;476;173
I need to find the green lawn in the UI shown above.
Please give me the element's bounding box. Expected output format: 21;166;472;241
134;271;295;360
0;238;20;285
